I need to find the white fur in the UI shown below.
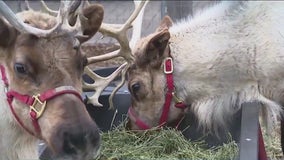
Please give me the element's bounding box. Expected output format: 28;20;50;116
0;10;42;159
0;74;38;160
168;1;284;132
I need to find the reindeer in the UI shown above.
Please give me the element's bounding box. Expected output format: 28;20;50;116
35;0;149;99
0;1;104;159
123;0;284;151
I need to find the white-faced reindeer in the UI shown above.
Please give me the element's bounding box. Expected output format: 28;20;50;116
0;1;104;159
124;0;284;150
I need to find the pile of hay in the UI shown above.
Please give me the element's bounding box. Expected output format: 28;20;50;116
95;126;238;160
262;127;283;159
94;124;283;160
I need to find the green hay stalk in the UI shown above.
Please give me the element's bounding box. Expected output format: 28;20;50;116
95;126;238;160
94;120;282;160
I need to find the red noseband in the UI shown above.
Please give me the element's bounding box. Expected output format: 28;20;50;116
0;65;83;137
128;55;188;130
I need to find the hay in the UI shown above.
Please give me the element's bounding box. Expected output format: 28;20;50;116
94;121;283;160
263;127;283;160
95;126;238;160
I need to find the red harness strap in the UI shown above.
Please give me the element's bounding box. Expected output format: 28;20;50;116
128;107;151;130
159;57;187;124
0;65;83;136
258;123;267;160
128;55;187;130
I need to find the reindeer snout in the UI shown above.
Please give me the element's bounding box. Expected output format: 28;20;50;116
50;124;101;159
62;128;101;155
63;132;86;154
43;94;101;159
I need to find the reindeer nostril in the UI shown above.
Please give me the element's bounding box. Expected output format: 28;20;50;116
57;122;101;158
63;132;87;154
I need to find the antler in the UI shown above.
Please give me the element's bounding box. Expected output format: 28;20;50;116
36;0;90;17
24;0;32;11
84;0;149;108
39;0;58;16
23;0;89;33
0;0;82;37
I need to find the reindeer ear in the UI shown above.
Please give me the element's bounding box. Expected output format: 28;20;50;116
156;16;173;32
0;18;17;48
139;29;170;68
79;4;104;42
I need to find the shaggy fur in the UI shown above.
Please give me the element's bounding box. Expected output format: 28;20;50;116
0;81;38;160
128;1;284;135
169;1;284;132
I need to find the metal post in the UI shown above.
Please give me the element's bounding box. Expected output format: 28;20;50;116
239;101;261;160
161;0;167;19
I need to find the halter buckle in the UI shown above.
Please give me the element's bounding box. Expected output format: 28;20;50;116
164;57;173;74
30;94;47;119
172;91;182;103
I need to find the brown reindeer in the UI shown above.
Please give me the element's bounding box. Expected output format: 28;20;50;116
32;1;149;108
126;1;284;150
0;1;104;159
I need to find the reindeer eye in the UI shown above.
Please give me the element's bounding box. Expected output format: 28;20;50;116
14;63;28;74
131;83;140;94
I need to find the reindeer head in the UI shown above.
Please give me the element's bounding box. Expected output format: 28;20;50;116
0;1;103;159
82;2;179;131
126;16;187;130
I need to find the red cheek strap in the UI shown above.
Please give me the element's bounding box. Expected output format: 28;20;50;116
128;106;151;130
6;86;82;136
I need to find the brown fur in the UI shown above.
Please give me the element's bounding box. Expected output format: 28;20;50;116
0;4;104;160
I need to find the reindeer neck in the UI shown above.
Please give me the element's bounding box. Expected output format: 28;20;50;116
169;1;284;106
167;2;250;104
0;71;38;160
0;125;38;160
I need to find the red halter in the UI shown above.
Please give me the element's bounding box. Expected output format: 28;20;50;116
0;65;83;137
128;55;188;130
